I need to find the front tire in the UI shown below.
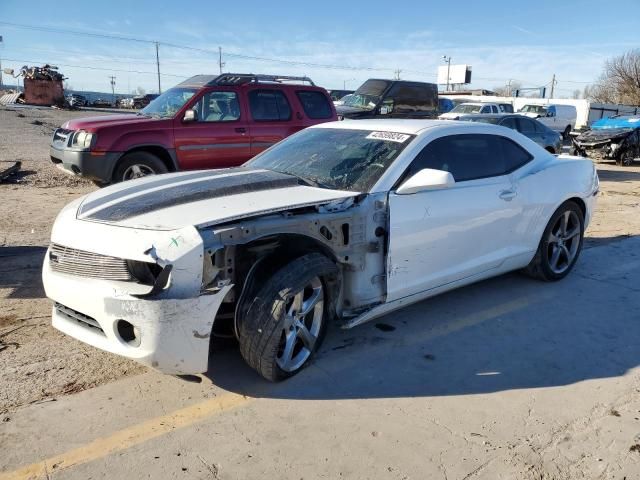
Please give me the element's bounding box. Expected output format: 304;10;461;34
524;201;584;281
616;150;634;167
237;253;338;382
112;151;168;183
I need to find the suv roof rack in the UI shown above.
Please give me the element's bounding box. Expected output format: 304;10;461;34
210;73;316;86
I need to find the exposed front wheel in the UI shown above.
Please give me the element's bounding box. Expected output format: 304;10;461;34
616;150;634;167
237;253;338;381
524;201;584;281
112;152;168;183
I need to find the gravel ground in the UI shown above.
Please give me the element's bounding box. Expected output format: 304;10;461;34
0;105;639;415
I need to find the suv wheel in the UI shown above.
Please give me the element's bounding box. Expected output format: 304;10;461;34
113;152;168;183
237;253;337;381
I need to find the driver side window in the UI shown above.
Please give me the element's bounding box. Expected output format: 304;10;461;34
192;91;240;122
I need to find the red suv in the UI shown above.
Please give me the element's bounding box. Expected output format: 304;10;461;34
50;74;337;184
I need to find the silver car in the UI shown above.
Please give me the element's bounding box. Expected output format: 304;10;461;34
457;114;563;154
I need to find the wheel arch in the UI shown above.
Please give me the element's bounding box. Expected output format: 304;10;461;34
112;145;178;179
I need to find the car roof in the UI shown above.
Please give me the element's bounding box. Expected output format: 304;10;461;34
310;119;497;135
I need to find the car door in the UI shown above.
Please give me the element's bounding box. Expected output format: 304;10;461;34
247;88;301;156
173;89;251;170
386;133;525;302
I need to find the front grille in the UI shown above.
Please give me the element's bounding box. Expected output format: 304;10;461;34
49;243;133;281
55;303;105;335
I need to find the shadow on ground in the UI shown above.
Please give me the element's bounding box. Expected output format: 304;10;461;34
0;246;47;299
596;166;640;182
205;235;640;400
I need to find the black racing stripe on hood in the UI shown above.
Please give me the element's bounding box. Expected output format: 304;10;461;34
79;168;243;215
82;170;300;222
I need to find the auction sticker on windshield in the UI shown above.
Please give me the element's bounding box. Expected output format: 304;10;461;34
366;131;411;143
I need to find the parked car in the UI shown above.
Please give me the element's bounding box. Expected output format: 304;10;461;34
518;104;577;139
572;115;640;166
132;94;159;109
49;74;337;184
438;97;455;114
328;89;354;102
118;97;135;109
91;98;112;108
438;102;502;120
43;119;598;381
65;93;88;108
458;113;563;153
335;79;438;119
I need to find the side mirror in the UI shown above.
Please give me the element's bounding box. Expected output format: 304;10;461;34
183;109;198;122
396;168;455;195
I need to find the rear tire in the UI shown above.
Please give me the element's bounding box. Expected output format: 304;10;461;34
112;151;167;183
237;253;338;382
523;201;584;281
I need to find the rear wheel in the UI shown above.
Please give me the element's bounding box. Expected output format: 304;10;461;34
616;150;634;167
237;253;337;381
524;201;584;281
113;151;168;183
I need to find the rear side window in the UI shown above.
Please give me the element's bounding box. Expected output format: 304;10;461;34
517;117;537;134
384;82;437;115
401;134;532;183
480;106;490;114
500;117;518;130
296;91;333;119
249;90;291;121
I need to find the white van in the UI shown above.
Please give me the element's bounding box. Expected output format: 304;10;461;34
518;104;577;138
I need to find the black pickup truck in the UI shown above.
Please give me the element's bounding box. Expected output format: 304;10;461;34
335;79;438;119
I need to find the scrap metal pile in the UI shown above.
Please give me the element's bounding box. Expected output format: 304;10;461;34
19;64;65;82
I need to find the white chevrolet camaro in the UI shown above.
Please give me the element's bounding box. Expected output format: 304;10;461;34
43;120;598;381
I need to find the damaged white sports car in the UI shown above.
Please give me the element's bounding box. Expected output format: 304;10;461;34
43;120;598;381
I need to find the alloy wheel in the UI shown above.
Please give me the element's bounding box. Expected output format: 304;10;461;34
547;210;581;274
122;164;155;180
276;276;324;373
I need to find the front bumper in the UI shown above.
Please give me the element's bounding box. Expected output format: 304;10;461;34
50;144;120;182
42;203;230;374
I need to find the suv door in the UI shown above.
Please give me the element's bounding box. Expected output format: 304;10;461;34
386;133;528;301
247;88;300;156
173;89;250;170
378;82;438;118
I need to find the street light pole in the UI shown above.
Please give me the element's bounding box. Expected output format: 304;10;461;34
442;55;452;92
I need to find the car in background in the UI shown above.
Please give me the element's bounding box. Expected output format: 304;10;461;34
50;73;337;184
117;97;135;109
43;119;598;381
65;93;88;108
328;89;354;102
572;115;640;166
438;97;455;114
333;93;353;106
438;102;502;120
335;79;438;119
132;94;159;109
518;104;577;139
91;98;113;108
457;113;563;153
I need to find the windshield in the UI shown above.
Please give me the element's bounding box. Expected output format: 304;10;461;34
451;104;482;114
246;128;414;192
520;104;548;114
140;87;197;118
342;93;381;110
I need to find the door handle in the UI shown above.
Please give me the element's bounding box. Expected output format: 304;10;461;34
499;189;517;201
235;127;246;133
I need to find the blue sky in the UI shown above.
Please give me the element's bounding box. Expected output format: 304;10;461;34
1;0;639;96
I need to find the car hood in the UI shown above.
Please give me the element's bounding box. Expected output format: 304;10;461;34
575;128;632;144
62;114;166;131
76;168;359;230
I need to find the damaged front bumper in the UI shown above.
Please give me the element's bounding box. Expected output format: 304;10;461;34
42;200;230;374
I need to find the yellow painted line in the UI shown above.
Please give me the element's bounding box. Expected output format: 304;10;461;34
0;392;251;480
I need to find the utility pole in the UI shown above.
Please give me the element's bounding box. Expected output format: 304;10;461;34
155;42;161;94
109;76;116;105
218;46;225;74
442;55;452;92
394;69;401;80
549;73;556;99
0;35;4;88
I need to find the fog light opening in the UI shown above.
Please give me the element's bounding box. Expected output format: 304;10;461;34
116;320;141;347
